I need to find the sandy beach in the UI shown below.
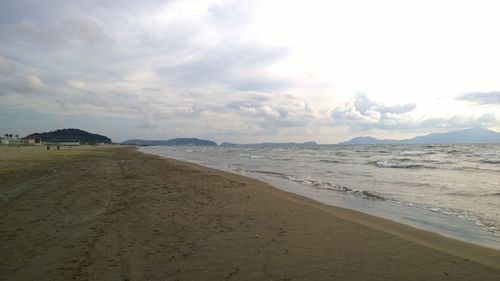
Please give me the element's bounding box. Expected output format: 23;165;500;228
1;145;500;280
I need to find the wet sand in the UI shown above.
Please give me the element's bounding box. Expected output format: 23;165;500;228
1;145;500;280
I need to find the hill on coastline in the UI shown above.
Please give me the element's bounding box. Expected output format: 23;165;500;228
340;127;500;145
122;138;217;146
25;128;112;144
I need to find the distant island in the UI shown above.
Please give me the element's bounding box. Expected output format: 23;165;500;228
122;138;217;146
339;127;500;145
26;128;112;144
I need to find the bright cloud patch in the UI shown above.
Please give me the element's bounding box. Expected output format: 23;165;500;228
331;93;498;131
331;93;416;125
457;92;500;105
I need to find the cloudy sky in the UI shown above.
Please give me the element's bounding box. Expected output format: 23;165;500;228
1;0;500;143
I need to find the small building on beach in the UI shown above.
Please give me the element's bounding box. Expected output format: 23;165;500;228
27;138;42;145
1;135;25;145
1;135;43;146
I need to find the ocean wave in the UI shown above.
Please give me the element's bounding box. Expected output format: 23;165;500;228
481;160;500;164
450;192;500;197
455;166;499;172
445;191;478;197
474;152;500;157
318;159;342;164
249;170;288;177
399;151;435;156
238;154;267;159
227;166;245;173
294;177;387;200
400;202;498;233
358;190;386;200
249;170;387;201
247;170;498;233
372;160;434;169
394;158;413;162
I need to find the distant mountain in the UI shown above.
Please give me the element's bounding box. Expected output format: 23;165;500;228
25;128;112;144
339;127;500;145
122;138;217;146
340;136;400;145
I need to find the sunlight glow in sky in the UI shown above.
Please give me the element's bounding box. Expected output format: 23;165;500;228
1;0;500;143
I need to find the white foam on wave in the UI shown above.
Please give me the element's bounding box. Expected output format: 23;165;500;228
400;151;434;156
250;170;387;201
401;201;498;233
374;160;431;169
249;168;499;234
473;152;500;157
238;154;267;159
481;159;500;164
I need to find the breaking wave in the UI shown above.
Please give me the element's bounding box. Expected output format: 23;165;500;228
399;151;436;156
481;160;500;164
249;170;386;201
248;169;497;232
372;160;434;169
318;159;342;164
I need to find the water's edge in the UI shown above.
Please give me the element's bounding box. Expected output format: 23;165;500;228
140;147;500;250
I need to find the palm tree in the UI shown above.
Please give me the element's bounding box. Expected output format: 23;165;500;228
15;134;19;139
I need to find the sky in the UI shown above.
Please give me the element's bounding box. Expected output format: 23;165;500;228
1;0;500;143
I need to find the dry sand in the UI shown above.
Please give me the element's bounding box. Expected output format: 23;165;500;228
1;145;500;280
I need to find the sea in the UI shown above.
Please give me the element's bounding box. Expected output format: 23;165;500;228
140;144;500;249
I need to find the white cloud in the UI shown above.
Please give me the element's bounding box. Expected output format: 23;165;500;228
331;93;499;132
331;93;415;124
457;92;500;105
0;55;16;74
2;0;500;142
0;56;48;96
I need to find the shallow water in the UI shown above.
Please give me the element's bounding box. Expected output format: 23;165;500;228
141;144;500;249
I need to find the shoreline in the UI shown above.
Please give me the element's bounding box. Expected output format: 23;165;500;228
2;145;500;280
143;149;500;268
140;146;500;250
241;173;500;250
